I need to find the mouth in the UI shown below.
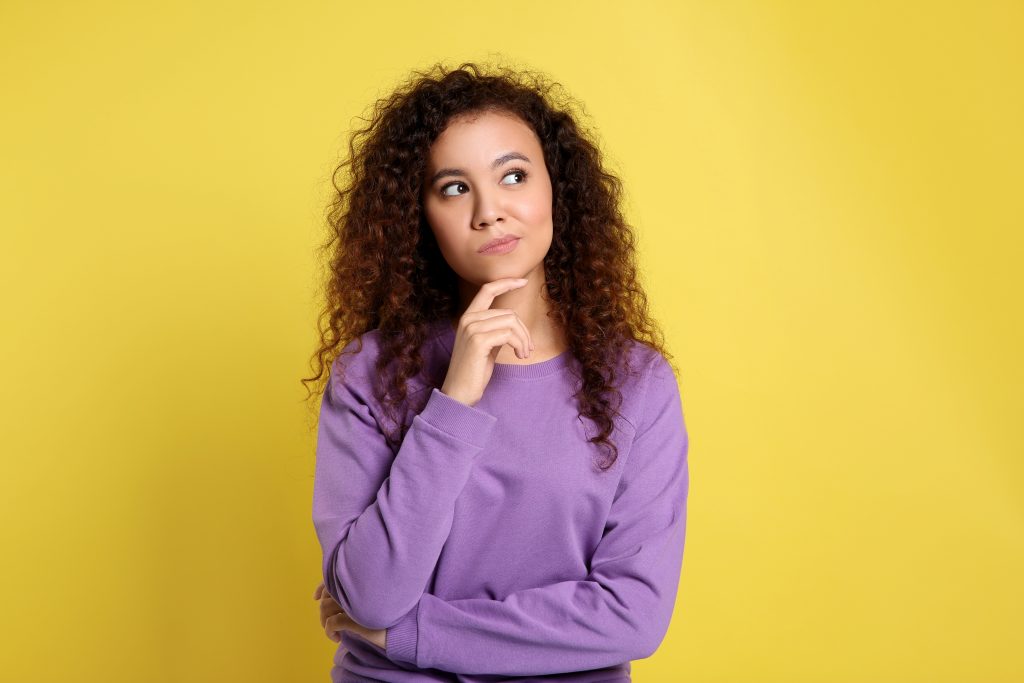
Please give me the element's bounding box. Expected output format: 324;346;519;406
478;235;521;254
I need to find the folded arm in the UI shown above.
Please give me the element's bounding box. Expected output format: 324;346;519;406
313;351;498;630
385;355;690;675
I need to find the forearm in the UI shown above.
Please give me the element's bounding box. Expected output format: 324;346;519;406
315;386;498;629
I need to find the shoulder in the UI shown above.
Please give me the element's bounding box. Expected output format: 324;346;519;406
329;326;441;401
621;339;676;389
605;339;677;429
329;328;388;392
629;340;683;427
632;344;683;438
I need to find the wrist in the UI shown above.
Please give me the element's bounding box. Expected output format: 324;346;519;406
440;386;474;407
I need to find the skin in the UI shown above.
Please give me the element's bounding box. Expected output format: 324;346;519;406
422;109;568;363
314;581;386;648
314;109;570;648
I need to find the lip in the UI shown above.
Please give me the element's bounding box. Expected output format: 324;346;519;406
478;235;521;254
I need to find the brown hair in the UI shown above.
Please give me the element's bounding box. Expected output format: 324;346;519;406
303;60;674;470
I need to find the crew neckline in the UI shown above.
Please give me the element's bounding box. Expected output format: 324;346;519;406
431;318;574;380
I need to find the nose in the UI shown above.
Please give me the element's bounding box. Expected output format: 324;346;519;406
471;185;505;229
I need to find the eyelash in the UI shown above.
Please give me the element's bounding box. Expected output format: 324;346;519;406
439;167;529;198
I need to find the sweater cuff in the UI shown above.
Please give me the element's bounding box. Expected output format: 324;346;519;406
417;387;496;448
386;601;420;665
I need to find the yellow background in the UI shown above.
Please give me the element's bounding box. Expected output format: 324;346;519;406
2;1;1021;681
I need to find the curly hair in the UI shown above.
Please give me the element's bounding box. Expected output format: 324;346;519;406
303;60;674;470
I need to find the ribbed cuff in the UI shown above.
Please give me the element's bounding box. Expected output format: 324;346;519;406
386;601;420;665
417;387;497;448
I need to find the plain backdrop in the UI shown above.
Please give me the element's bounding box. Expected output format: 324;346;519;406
1;1;1021;681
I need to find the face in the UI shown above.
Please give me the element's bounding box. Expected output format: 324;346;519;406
421;110;554;290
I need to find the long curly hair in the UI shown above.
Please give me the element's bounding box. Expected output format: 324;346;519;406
303;60;673;470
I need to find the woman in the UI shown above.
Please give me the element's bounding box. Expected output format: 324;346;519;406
306;61;690;682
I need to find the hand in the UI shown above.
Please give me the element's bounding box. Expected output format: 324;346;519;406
441;277;535;407
313;581;387;650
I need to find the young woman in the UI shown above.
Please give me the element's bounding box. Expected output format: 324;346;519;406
306;62;690;683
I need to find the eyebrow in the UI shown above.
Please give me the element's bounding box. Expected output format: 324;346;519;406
427;151;532;186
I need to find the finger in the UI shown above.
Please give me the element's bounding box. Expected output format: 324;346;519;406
313;582;324;600
479;326;530;360
324;621;343;643
320;603;342;626
469;316;531;359
464;278;529;316
320;598;344;620
327;615;353;638
460;308;519;325
512;312;534;353
320;603;330;629
464;310;533;356
318;590;344;613
321;612;343;631
319;591;342;608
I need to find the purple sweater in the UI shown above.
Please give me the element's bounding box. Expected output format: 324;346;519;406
312;319;690;682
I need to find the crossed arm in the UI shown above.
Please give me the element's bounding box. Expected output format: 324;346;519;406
312;353;689;675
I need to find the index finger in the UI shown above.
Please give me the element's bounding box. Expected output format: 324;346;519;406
464;278;529;315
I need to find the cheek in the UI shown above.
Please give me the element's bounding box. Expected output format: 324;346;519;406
425;208;465;259
522;204;549;225
518;185;553;226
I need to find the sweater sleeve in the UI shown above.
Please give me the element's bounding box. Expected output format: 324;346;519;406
312;353;498;630
384;354;690;675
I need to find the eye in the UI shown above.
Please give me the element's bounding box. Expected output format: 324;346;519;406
438;168;529;198
440;181;467;198
501;167;529;185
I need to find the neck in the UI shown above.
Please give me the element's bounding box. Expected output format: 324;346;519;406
451;272;568;357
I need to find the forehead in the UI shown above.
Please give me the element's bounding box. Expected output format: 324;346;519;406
427;111;540;164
